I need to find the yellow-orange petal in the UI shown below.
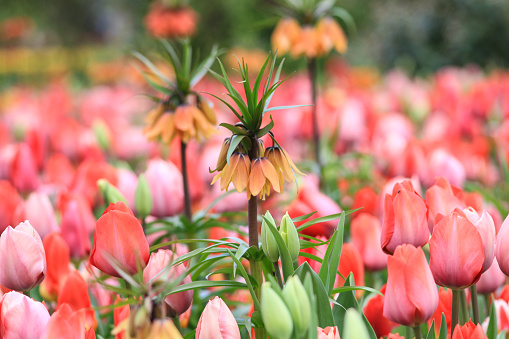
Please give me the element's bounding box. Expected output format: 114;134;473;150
281;147;305;175
198;100;217;125
232;154;249;193
248;159;266;197
259;158;281;193
220;154;241;191
174;106;194;132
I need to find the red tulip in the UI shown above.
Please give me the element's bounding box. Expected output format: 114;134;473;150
24;192;59;239
429;211;484;289
364;285;397;337
57;270;96;329
44;153;75;189
495;214;509;276
494;299;509;332
383;244;438;327
462;208;496;272
143;249;193;316
40;233;71;300
317;326;340;339
476;257;506;294
196;296;240;339
427;288;452;336
351;213;387;271
0;221;46;291
352;187;377;217
452;320;487;339
90;202;150;277
10;143;40;193
0;291;50;338
41;303;96;339
0;180;24;233
113;295;130;339
381;180;429;254
336;243;365;288
426;177;465;232
144;158;184;217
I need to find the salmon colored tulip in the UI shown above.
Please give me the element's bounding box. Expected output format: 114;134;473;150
0;221;46;291
352;187;377;217
70;159;118;207
196;296;240;339
299;236;328;273
427;288;452;336
351;213;388;271
24;192;59;239
364;285;397;338
381;180;429;254
44;153;75;189
451;320;487;339
113;295;130;339
0;291;50;339
143;249;193;316
425;177;465;232
429;211;484;289
0;180;24;233
90;202;150;277
144;158;184;217
57;270;96;329
336;243;365;287
10;143;40;193
40;232;71;300
317;326;340;339
41;303;96;339
462;207;496;272
383;244;438;327
476;257;506;294
495;214;509;277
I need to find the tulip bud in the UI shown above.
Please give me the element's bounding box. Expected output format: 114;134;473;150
135;174;153;220
261;282;293;339
280;212;300;262
98;179;128;205
261;211;279;262
343;309;370;339
196;297;240;339
282;276;311;337
1;291;50;338
92;119;112;151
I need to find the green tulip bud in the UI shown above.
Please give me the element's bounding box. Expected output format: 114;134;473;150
261;211;279;262
135;174;153;219
261;282;293;339
282;276;311;337
97;179;128;205
343;308;370;339
92;119;112;151
279;212;300;262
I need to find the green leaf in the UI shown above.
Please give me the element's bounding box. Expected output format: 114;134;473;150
294;262;335;327
232;242;250;278
133;64;173;95
167;280;247;294
487;301;497;339
298;211;355;232
426;319;436;339
438;313;447;339
133;51;171;85
219;123;249;136
205;93;247;125
262;215;294;281
304;273;318;339
256;116;274;138
226;135;245;166
252;54;270;108
292;211;317;222
159;39;181;70
264;104;312;114
225;249;261;312
318;212;345;295
331;285;383;296
263;58;285;113
190;45;218;87
331;8;357;37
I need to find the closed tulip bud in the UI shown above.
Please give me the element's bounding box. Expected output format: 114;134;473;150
98;179;128;205
261;282;293;339
196;296;240;339
476;257;506;294
261;211;279;262
280;212;300;262
364;285;397;338
384;244;438;327
495;214;509;277
0;221;46;291
343;309;370;339
0;291;50;339
282;276;311;337
92;119;112;151
90;202;150;277
144;159;184;217
57;270;96;329
317;326;340;339
429;211;484;289
135;174;153;220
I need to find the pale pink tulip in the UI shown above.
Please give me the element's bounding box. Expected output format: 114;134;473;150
476;257;506;295
0;291;50;338
317;326;340;339
462;208;496;272
144;159;184;217
24;192;59;239
196;297;240;339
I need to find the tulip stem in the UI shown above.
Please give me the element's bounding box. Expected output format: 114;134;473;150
470;284;480;324
307;57;322;176
459;289;468;324
181;140;192;221
413;326;422;339
451;290;461;339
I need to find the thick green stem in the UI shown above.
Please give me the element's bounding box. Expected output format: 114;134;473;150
307;58;322;172
405;326;412;339
273;261;284;289
181;141;192;221
413;325;423;339
459;289;468;324
451;290;461;339
470;284;480;324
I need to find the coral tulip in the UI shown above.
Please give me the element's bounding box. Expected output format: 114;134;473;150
0;291;50;339
426;177;465;232
336;243;365;287
364;285;397;338
196;296;240;339
383;244;438;327
57;270;96;329
41;303;96;339
90;202;150;277
495;214;509;276
144;159;184;217
0;221;46;291
10;143;40;193
143;249;193;316
452;320;487;339
317;326;340;339
429;211;484;289
40;232;71;300
351;213;388;271
381;180;429;254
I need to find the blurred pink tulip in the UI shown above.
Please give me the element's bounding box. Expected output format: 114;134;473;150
426;177;465;232
116;168;138;209
351;213;387;271
462;207;496;272
10;143;40;193
24;192;59;239
0;291;50;338
196;296;240;339
0;221;46;291
41;303;95;339
143;249;193;316
495;214;509;277
476;257;506;295
144;158;184;217
317;326;340;339
60;198;93;258
381;180;429;254
383;244;438;327
428;149;466;188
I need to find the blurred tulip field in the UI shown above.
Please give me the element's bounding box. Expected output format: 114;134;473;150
3;0;509;338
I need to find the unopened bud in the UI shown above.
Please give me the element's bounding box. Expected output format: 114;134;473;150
261;282;293;339
92;119;112;151
135;174;153;219
344;308;370;339
97;179;128;205
261;211;279;262
280;212;300;262
282;276;311;337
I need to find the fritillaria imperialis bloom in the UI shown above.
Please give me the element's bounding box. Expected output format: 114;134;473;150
0;221;46;291
429;211;484;289
196;296;241;339
383;244;438;327
265;146;305;186
144;4;197;39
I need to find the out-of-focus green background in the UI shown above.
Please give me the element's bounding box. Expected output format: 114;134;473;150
2;0;509;79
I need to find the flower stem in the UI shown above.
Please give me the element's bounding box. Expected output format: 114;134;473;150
180;140;192;221
459;289;468;324
451;290;461;339
405;326;412;339
413;325;423;339
273;261;284;289
307;57;322;173
470;284;480;324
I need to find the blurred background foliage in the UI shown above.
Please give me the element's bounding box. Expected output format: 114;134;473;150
2;0;509;77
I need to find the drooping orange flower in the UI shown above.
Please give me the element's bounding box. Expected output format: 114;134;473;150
316;17;348;55
265;146;305;188
211;153;251;193
144;4;197;39
247;157;281;200
271;18;301;55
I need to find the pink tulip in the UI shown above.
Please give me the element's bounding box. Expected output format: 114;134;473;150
429;211;484;289
116;168;138;210
381;180;429;254
144;158;184;217
383;244;438;326
476;257;506;295
196;296;240;339
426;177;465;232
60;198;93;258
350;213;387;271
495;214;509;277
24;192;59;239
10;143;40;193
41;303;95;339
0;291;50;338
462;208;496;272
143;249;193;316
0;221;46;291
317;326;340;339
90;202;150;277
428;149;466;188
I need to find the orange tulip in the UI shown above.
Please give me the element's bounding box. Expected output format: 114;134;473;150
381;180;429;254
452;320;487;339
41;303;96;339
427;288;452;336
429;211;484;289
383;244;438;327
113;295;130;339
363;285;397;338
336;243;365;288
40;232;71;300
10;143;40;193
90;202;150;277
57;270;96;330
351;213;388;271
